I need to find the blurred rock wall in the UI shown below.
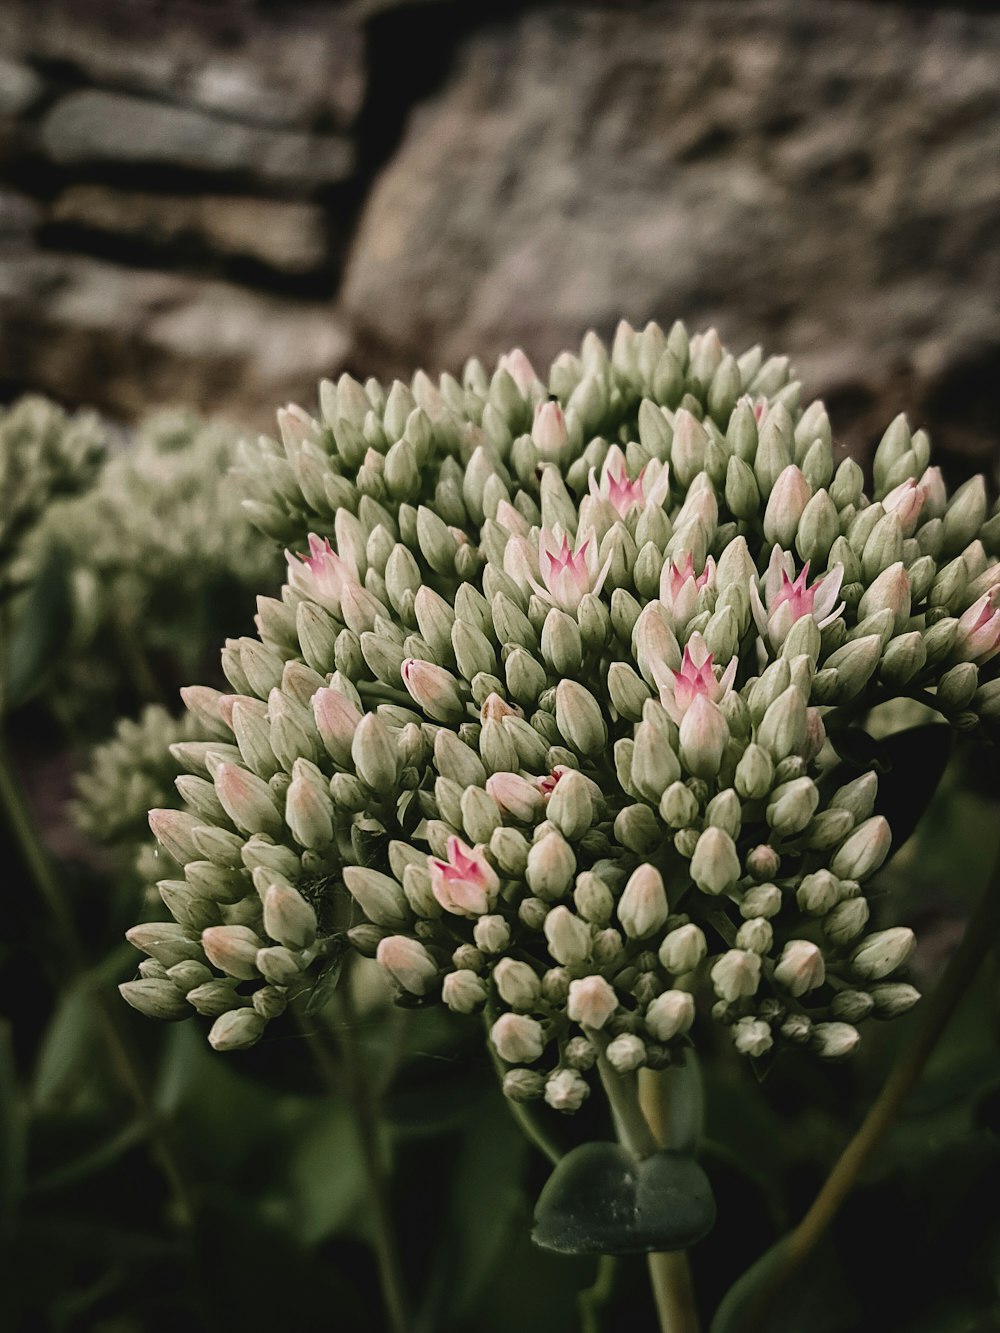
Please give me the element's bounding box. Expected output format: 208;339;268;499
1;0;999;469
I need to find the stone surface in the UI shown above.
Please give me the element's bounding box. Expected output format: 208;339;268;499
50;187;330;275
343;0;1000;465
0;252;349;426
40;91;355;188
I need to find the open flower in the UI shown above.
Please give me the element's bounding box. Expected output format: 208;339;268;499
651;632;737;724
429;836;500;916
750;547;845;650
955;591;1000;664
285;533;357;615
528;528;612;613
659;552;716;631
586;446;671;518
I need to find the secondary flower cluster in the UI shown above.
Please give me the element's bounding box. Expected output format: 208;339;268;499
123;322;1000;1111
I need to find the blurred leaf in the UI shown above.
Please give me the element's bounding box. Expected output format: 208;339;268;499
2;543;72;711
28;1121;147;1197
663;1050;705;1153
273;1100;367;1245
32;981;99;1111
417;1091;528;1330
533;1142;716;1256
710;1236;860;1333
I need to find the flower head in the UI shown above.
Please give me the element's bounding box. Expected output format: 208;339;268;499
751;547;845;649
587;447;671;518
429;835;500;916
659;552;716;631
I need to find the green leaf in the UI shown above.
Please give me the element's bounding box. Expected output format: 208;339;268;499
2;542;72;712
0;1022;25;1232
532;1142;716;1255
32;982;100;1111
711;1236;860;1333
662;1049;705;1154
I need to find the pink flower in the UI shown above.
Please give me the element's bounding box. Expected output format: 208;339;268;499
532;400;567;457
429;836;500;917
586;448;671;518
882;477;927;536
529;528;613;613
498;348;537;394
955;591;1000;664
651;632;737;725
750;547;845;649
539;766;571;797
659;552;716;631
286;533;357;615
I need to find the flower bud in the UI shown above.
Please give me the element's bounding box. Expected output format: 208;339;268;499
735;743;774;800
756;685;808;761
473;914;511;954
811;1022;860;1060
574;872;614;925
547;769;595;841
606;1033;647;1072
593;927;625;965
711;949;761;1001
679;696;729;779
690;827;741;896
256;945;302;985
830;771;878;822
858;562;911;632
567;974;619;1029
766;777;820;836
823;896;870;945
870;982;920;1018
732;1017;773;1058
617;864;669;938
645;989;695;1041
735;917;773;954
555;680;607;755
491;1012;546;1063
545;1068;590;1112
202;925;264;980
796;869;840;915
490;826;530;876
658;923;707;975
774;939;826;996
401;658;465;722
526;830;576;901
376;935;439;994
343;866;411;929
608;662;653;721
351;712;400;791
285;775;335;849
262;883;317;949
543;905;591;965
660;781;699;828
851;927;916;980
830;816;891;881
486;772;543;822
831;989;875;1023
208;1009;266;1051
119;978;190;1021
763;466;811;547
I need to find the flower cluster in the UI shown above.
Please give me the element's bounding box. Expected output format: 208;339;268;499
123;322;1000;1107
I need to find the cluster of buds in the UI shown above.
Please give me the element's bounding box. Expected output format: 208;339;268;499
123;322;998;1107
1;395;104;580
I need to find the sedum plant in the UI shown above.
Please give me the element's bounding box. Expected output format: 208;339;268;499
120;322;1000;1328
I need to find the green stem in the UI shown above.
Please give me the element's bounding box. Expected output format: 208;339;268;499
578;1254;618;1333
0;736;196;1227
589;1030;701;1333
299;985;411;1333
746;836;1000;1330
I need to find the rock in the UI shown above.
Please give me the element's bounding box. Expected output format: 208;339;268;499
0;252;348;427
0;55;44;118
342;0;1000;462
0;0;365;130
41;90;354;188
50;187;330;275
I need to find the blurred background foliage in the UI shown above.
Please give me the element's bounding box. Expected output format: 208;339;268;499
2;0;1000;1328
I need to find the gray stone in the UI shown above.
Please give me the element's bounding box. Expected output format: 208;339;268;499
41;91;354;188
0;253;348;426
343;0;1000;461
50;187;329;274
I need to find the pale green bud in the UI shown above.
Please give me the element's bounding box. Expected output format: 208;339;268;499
774;939;825;996
615;803;661;853
679;696;729;779
527;831;577;901
660;781;698;828
460;786;502;844
858;562;911;631
705;788;742;839
942;476;987;557
690;826;740;895
343;866;410;929
811;1022;860;1060
735;916;773;955
645;990;695;1041
285;774;334;849
351;713;400;790
213;763;283;838
543;905;591;965
830;771;877;821
126;922;203;969
605;1033;647;1073
851;926;915;979
209;1009;266;1051
547;769;594;841
734;743;773;800
494;958;542;1011
262;883;316;950
443;969;489;1013
414;585;456;660
555;680;607;755
805;808;855;850
830;815;891;881
491;1013;546;1064
202;925;264;981
231;698;279;779
505;647;547;706
119;978;189;1021
796;869;840;914
147;808;204;865
617;864;669;939
630;720;681;803
763;465;811;547
923;616;958;665
166;960;212;991
870;982;920;1018
491;826;529;876
937;662;978;711
879;631;927;687
817;634;882;702
572;873;613;925
658;923;707;975
823;895;870;945
725;455;761;521
710;949;761;1002
540;608;583;675
831;989;874;1023
502;715;550;771
740;882;782;918
376;935;439;995
256;946;303;985
756;685;808;760
766;777;820;836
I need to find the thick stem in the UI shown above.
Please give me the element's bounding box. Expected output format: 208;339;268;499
746;839;1000;1330
300;983;411;1333
588;1030;701;1333
0;736;196;1226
